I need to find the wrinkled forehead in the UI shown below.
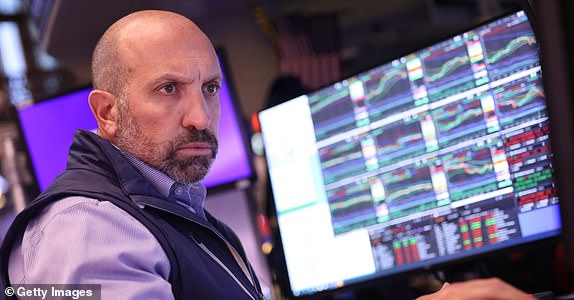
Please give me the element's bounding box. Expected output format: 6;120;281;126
117;18;221;79
120;18;214;56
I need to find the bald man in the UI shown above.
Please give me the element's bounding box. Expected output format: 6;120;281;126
1;10;264;300
0;10;533;300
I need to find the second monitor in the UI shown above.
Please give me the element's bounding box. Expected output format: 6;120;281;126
259;10;561;298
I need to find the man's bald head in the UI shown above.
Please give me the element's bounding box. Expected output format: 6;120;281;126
88;10;221;184
91;10;207;97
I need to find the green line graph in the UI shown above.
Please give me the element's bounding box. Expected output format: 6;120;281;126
425;55;469;82
486;35;536;65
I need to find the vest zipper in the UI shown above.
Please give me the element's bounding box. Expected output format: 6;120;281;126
189;233;256;300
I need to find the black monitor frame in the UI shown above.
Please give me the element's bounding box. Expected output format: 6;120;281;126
532;0;574;271
260;6;563;299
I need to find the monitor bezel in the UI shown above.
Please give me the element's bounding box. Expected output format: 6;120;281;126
208;47;257;193
260;6;562;299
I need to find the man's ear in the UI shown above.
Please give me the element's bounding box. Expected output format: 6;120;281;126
88;89;119;141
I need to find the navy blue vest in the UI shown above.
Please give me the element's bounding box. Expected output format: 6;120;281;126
1;130;264;300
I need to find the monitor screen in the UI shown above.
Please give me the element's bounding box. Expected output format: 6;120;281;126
18;58;253;191
259;10;561;297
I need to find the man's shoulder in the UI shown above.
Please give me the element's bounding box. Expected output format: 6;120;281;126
17;195;161;255
29;196;141;230
7;195;171;292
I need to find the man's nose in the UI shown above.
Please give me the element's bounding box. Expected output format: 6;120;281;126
182;92;211;131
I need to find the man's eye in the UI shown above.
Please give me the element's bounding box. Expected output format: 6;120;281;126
203;83;219;96
159;84;177;94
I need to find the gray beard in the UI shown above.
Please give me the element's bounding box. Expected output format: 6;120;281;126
115;107;218;184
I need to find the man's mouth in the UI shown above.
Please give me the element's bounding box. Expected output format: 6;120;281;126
176;142;213;156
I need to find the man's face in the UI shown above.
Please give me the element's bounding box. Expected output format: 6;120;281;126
113;21;222;184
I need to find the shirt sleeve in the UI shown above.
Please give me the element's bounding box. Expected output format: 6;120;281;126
8;196;174;300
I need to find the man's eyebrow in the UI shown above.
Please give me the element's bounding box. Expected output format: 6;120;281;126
150;73;222;87
204;74;223;83
149;73;194;87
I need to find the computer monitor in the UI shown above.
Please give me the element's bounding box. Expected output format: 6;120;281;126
17;53;254;192
259;10;561;297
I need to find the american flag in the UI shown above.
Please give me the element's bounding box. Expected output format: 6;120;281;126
274;16;341;89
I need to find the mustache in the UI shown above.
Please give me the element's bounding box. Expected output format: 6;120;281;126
169;128;218;157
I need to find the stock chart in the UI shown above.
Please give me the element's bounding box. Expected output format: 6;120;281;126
362;64;415;121
422;41;476;101
306;10;556;271
483;19;538;79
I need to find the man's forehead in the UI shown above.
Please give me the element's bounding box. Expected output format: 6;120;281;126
125;48;220;73
115;13;211;53
119;27;217;66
